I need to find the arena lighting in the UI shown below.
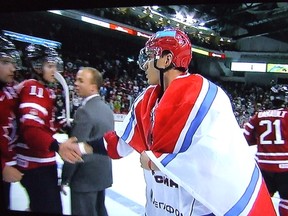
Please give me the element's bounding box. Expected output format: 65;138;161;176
136;32;151;38
231;62;266;72
2;30;61;48
110;24;137;35
47;10;226;58
48;10;62;15
81;16;110;28
48;10;150;39
192;47;209;56
209;52;226;59
191;47;226;59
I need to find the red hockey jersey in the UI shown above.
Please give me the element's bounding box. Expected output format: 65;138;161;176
0;85;18;169
15;79;59;170
244;108;288;172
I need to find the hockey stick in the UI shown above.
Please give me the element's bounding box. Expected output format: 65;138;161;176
55;71;71;127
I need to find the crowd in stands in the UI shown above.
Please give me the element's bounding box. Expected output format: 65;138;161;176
216;81;272;127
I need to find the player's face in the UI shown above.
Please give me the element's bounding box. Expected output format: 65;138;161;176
144;58;160;85
0;58;16;84
42;61;57;83
74;69;95;98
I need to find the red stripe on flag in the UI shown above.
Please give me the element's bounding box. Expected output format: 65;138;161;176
248;179;276;216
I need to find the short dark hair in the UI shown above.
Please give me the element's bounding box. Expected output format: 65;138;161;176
161;50;187;72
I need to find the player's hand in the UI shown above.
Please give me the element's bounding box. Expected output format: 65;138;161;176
60;184;68;196
78;142;93;154
140;151;158;171
55;117;72;134
58;137;83;163
2;165;23;183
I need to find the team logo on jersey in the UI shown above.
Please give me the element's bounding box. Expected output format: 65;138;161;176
152;197;184;216
152;172;179;188
2;112;17;145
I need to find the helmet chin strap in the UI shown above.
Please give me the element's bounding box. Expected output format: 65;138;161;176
0;81;5;90
154;59;173;99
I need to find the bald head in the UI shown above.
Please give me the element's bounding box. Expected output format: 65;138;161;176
74;67;103;98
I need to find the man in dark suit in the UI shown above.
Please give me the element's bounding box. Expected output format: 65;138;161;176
61;67;114;216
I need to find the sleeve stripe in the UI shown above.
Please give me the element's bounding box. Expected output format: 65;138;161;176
20;114;45;125
20;102;48;116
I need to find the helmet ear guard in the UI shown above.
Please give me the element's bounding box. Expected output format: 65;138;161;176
55;56;64;73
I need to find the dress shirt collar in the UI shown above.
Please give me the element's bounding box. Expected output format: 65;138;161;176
82;93;100;106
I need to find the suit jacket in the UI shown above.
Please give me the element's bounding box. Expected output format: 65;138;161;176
61;95;114;192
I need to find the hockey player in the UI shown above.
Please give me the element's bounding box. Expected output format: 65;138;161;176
244;84;288;216
15;44;81;214
67;28;276;215
0;36;23;210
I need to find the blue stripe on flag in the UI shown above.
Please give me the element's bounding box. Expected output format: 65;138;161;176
161;81;218;166
224;165;259;216
121;90;146;141
155;30;176;38
121;108;136;141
